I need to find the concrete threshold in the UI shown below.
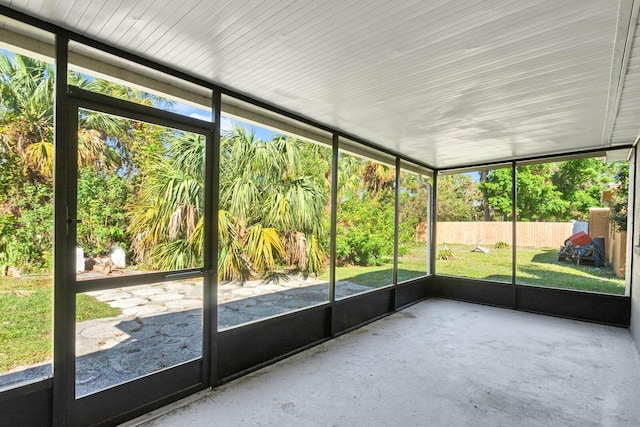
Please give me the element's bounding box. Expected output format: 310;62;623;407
129;298;640;427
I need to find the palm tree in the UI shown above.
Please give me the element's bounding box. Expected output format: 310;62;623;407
0;52;164;270
127;124;328;280
0;53;54;180
127;130;205;269
218;126;327;281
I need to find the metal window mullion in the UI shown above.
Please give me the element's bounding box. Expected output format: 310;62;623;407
426;180;433;276
68;86;209;133
206;91;221;386
431;171;439;276
512;161;517;306
393;158;400;287
329;134;338;304
329;134;339;336
52;34;74;427
627;147;638;299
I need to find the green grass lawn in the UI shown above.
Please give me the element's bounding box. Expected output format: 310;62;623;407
320;243;625;295
318;244;428;287
1;243;625;372
0;277;118;372
435;244;625;295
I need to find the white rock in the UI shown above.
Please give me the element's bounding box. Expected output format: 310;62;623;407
76;247;85;272
110;246;126;268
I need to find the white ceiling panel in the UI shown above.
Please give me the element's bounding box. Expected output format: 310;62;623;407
1;0;638;168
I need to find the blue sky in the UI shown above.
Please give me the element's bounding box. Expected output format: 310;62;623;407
152;101;278;141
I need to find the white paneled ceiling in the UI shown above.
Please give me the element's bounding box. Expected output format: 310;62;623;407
1;0;639;169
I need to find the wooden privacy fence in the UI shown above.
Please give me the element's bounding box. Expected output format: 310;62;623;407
434;221;574;248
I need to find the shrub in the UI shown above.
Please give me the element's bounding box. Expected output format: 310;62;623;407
336;227;393;266
494;241;509;249
437;248;454;260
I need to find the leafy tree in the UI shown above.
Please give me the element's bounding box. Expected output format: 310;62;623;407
514;164;567;221
398;171;429;244
0;54;56;271
608;162;629;232
336;185;395;266
127;130;204;270
217;126;329;280
0;52;163;272
478;168;512;220
77;169;130;257
480;160;621;222
437;174;481;221
335;154;396;266
481;164;567;221
552;159;615;220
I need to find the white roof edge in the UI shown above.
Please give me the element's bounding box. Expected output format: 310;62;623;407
601;0;640;146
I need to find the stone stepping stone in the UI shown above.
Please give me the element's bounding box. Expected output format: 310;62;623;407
163;299;202;310
218;311;256;329
130;287;164;297
273;298;313;310
149;293;185;302
230;288;258;297
78;320;122;339
183;287;202;298
163;282;195;292
122;305;167;317
109;297;148;309
97;337;120;350
95;292;132;302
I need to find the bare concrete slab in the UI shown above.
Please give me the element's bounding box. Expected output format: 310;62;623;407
135;299;640;427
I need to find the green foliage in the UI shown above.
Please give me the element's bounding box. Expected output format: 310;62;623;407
0;181;52;271
0;52;166;273
494;241;509;249
127;130;205;269
478;168;513;220
478;160;620;222
216;127;330;280
77;169;130;257
336;228;390;266
437;248;454;260
608;162;629;232
552;159;615;220
336;160;395;266
399;171;429;245
437;174;481;221
505;165;567;221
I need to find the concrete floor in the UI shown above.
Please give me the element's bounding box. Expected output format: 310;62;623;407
132;299;640;427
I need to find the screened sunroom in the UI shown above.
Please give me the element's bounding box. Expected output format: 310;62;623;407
0;1;640;426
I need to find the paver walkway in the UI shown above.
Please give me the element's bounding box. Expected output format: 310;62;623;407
1;276;372;395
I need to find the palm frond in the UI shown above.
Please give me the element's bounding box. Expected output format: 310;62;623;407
23;140;53;178
246;224;285;274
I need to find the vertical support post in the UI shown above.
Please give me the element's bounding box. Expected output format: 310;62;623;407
203;90;220;386
511;161;518;307
430;171;439;277
627;147;637;298
425;179;432;276
329;134;339;335
393;158;401;308
52;34;74;427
